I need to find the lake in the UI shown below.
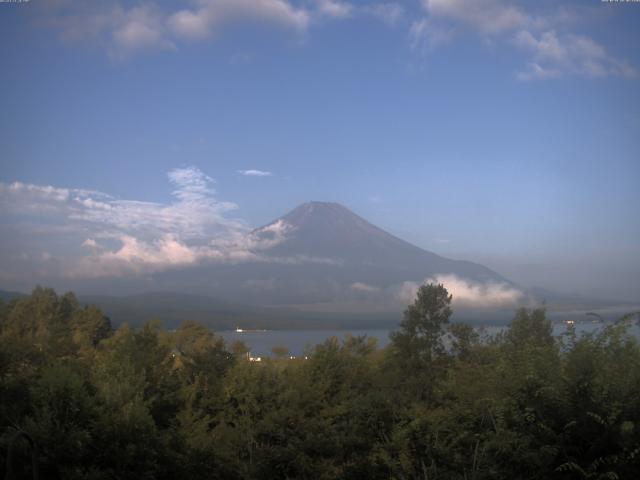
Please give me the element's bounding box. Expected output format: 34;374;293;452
219;322;640;357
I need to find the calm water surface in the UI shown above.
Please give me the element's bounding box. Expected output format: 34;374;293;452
219;323;640;357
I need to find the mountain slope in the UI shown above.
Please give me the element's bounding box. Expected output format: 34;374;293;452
253;202;509;284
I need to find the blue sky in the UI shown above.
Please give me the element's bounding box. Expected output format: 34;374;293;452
1;0;639;300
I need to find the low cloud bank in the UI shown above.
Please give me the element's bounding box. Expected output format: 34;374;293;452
0;167;336;280
396;273;525;308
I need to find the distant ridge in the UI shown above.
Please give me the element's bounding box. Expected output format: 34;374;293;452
0;289;27;302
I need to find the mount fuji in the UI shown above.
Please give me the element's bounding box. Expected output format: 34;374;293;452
64;202;632;328
138;201;517;308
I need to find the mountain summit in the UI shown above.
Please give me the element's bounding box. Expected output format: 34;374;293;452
254;201;507;284
256;201;425;262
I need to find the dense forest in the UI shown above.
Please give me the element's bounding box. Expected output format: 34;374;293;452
1;286;639;479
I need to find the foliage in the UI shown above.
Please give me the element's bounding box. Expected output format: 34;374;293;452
1;286;639;479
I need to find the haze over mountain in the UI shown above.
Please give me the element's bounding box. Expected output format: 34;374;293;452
8;201;534;328
2;189;636;328
130;201;521;309
2;0;639;324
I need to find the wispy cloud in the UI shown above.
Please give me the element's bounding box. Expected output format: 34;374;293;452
364;2;405;26
40;0;410;58
513;30;639;80
64;166;240;239
395;273;525;308
350;282;381;293
313;1;405;25
315;0;353;19
0;167;252;278
411;0;639;80
238;169;273;177
33;0;636;79
409;17;454;52
423;0;526;35
0;167;345;280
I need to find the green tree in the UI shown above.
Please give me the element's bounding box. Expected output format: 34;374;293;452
389;283;453;402
505;307;554;349
70;305;112;351
271;345;289;359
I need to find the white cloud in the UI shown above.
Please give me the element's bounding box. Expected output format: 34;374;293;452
0;167;341;279
412;0;639;80
30;0;640;80
350;282;381;293
0;182;71;218
111;5;176;58
169;0;310;40
238;169;273;177
42;0;310;58
64;167;240;240
43;3;176;59
95;234;197;269
1;167;247;277
423;0;526;35
168;8;213;41
514;30;640;80
82;238;98;248
39;0;415;59
315;0;353;19
253;218;293;239
396;273;524;308
168;166;217;203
